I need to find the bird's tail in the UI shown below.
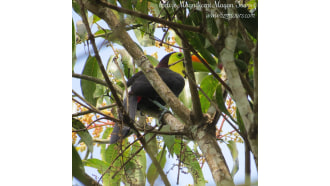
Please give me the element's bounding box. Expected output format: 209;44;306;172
109;95;138;144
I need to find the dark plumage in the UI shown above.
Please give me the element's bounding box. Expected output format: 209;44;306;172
109;52;185;144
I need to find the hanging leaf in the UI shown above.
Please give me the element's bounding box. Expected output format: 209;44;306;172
134;29;155;47
100;127;112;161
236;107;246;133
183;30;216;66
226;141;239;177
179;79;192;108
124;142;146;185
144;133;158;157
162;126;175;157
215;85;231;116
72;145;87;185
118;49;134;78
173;139;206;186
81;56;101;106
103;144;123;186
199;75;218;113
72;0;87;17
146;55;159;67
72;118;94;154
84;158;110;173
147;148;167;186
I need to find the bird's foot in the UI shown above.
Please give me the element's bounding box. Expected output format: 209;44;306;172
158;108;172;124
148;99;172;124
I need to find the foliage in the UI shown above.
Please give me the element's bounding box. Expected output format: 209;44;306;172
72;0;258;185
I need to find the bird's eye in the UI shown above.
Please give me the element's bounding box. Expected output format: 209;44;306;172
177;53;182;58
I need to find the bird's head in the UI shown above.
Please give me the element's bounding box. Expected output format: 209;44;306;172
157;52;202;77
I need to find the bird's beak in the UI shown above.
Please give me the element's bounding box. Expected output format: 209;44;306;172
191;55;202;63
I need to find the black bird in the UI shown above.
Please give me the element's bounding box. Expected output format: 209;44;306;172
109;52;188;144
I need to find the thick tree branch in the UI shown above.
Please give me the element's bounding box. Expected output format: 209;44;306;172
219;0;257;167
193;129;234;186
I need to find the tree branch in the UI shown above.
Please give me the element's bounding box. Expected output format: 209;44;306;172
219;0;257;167
72;73;123;95
193;129;234;186
182;37;204;122
72;103;116;117
97;0;201;33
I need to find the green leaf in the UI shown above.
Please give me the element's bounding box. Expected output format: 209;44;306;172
81;56;101;106
131;142;147;175
94;29;122;44
118;0;132;10
76;20;87;43
72;0;87;16
236;107;246;133
215;85;231;116
206;16;218;36
227;141;239;177
93;14;101;23
162;128;175;157
106;55;123;80
183;31;216;66
134;29;155;47
135;0;147;14
84;158;110;173
118;49;134;78
100;127;112;161
173;139;206;185
149;2;160;16
124;142;146;185
144;133;158;157
103;144;122;186
146;55;159;67
147;148;167;186
192;61;212;72
72;118;94;154
72;145;87;185
235;58;248;73
195;72;209;84
179;79;192;109
199;75;218;113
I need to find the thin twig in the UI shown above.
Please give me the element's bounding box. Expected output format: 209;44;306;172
72;73;108;87
72;91;120;122
72;117;107;132
177;136;183;185
72;103;116;117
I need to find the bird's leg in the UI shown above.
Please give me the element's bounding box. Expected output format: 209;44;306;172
147;98;172;125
